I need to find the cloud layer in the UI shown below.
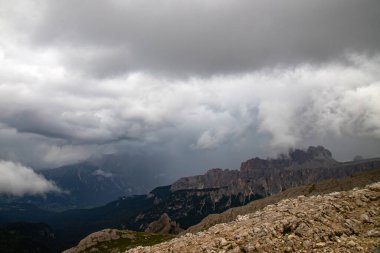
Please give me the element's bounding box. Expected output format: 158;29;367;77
0;160;61;196
0;0;379;170
0;53;379;166
31;0;380;77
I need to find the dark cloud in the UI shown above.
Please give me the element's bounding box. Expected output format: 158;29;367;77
1;55;379;168
31;0;380;77
5;111;74;140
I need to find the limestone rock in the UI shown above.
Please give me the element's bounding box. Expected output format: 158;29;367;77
64;229;134;253
144;213;183;234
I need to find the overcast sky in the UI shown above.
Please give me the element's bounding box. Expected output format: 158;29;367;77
0;0;380;182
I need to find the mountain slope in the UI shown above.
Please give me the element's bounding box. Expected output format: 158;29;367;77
126;182;380;253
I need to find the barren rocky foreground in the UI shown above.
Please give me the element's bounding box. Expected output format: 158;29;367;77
127;182;380;253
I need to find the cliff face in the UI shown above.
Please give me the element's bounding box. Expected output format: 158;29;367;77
171;146;380;197
171;168;239;191
132;186;261;231
127;182;380;253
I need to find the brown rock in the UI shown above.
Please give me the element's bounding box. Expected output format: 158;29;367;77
144;213;183;234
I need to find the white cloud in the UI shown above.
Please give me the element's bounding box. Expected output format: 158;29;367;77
0;160;61;196
93;169;113;178
40;144;97;167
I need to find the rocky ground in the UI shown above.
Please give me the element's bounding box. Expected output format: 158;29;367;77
126;182;380;253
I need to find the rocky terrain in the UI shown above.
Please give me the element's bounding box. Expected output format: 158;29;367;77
126;182;380;253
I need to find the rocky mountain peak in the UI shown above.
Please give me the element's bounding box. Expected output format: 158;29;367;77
240;146;337;177
288;145;334;164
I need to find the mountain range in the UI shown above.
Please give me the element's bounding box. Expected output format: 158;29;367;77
1;146;380;252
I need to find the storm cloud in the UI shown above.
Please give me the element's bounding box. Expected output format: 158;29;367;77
31;0;380;77
0;0;379;171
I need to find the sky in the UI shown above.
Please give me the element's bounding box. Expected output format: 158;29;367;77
0;0;380;194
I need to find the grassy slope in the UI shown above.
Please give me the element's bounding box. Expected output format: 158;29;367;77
185;168;380;234
68;230;174;253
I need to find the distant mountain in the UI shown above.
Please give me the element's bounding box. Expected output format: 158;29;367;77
41;162;142;209
1;154;173;210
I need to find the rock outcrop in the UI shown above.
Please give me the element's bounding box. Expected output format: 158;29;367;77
171;168;240;191
64;229;134;253
145;213;182;234
63;228;174;253
126;182;380;253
